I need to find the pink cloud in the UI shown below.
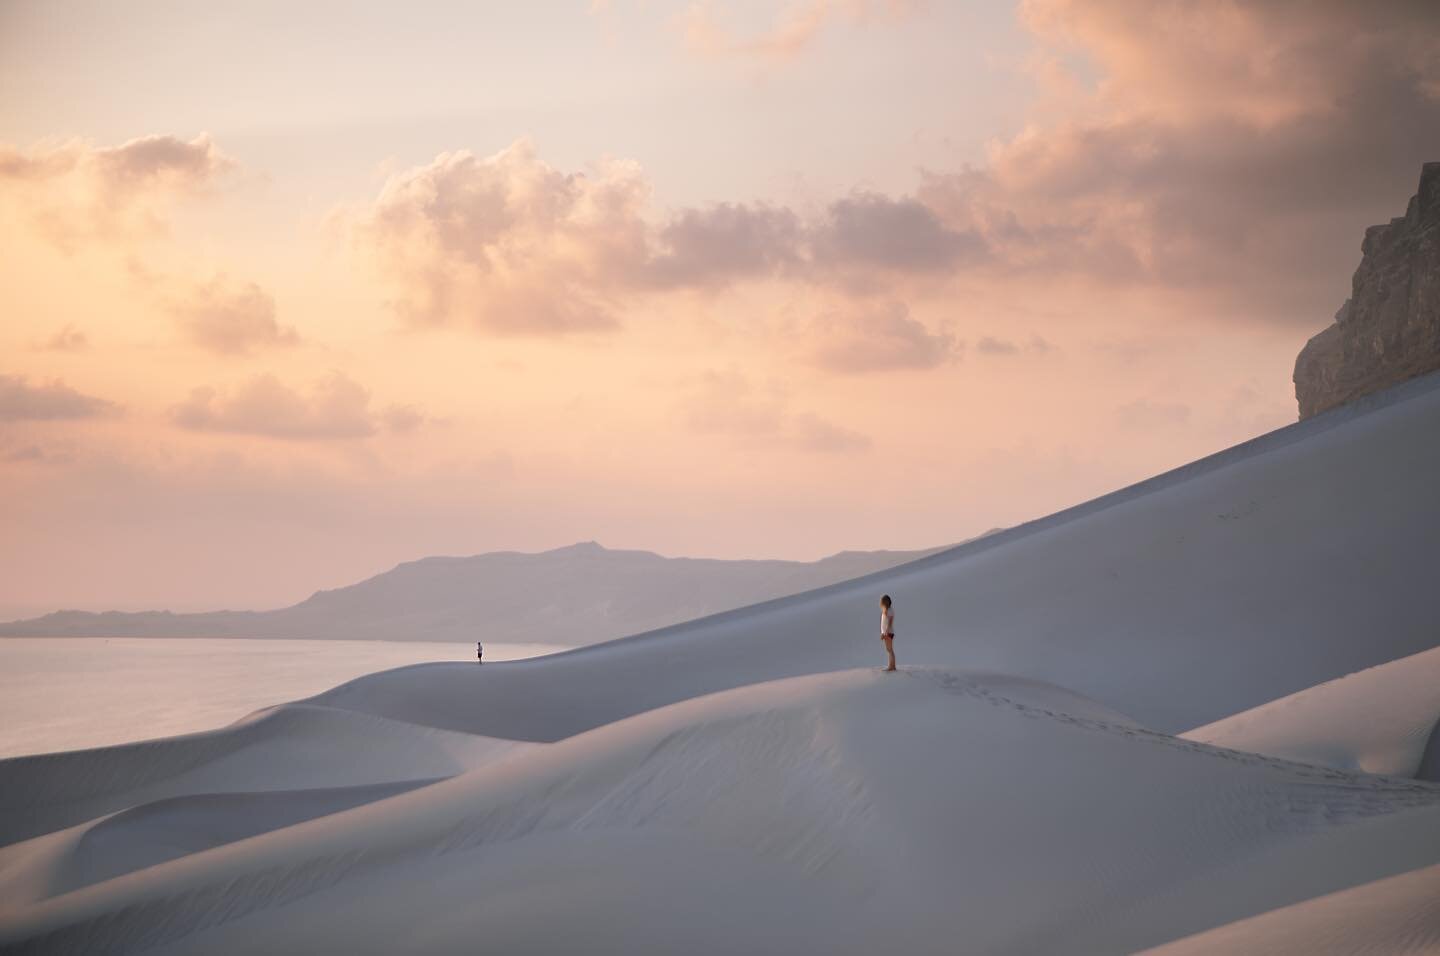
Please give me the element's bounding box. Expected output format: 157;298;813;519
171;372;417;441
167;277;298;356
0;374;118;421
806;300;958;373
811;192;986;273
647;202;803;287
357;139;646;335
912;0;1440;322
351;140;996;340
0;134;234;250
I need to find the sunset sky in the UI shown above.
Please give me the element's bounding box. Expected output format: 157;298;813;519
2;0;1438;616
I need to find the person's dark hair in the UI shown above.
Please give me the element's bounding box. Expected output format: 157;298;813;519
880;594;892;608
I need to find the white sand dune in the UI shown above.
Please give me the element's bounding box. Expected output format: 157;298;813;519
2;371;1439;953
4;669;1440;955
1145;863;1440;955
0;704;528;845
305;370;1440;742
0;777;441;907
1184;645;1440;780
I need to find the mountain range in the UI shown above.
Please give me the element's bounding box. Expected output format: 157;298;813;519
0;540;959;645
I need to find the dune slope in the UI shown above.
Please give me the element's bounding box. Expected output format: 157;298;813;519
1145;862;1440;956
0;777;440;907
0;705;528;845
3;373;1440;952
3;669;1438;955
308;370;1440;742
1183;645;1440;780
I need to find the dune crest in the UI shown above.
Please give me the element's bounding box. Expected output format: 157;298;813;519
5;669;1440;954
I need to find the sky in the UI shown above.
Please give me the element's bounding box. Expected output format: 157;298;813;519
2;0;1438;616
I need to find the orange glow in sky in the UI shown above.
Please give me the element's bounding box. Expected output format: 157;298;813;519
2;1;1436;613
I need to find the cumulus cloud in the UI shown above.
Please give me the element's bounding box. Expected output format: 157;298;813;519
171;372;419;441
807;300;958;373
357;139;646;335
91;134;232;191
167;277;298;356
812;192;986;273
647;202;802;286
914;0;1440;321
681;0;921;60
0;133;234;250
352;140;995;338
355;15;1439;351
683;368;870;453
1020;0;1440;127
0;374;118;421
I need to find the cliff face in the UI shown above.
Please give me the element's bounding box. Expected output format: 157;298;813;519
1294;162;1440;419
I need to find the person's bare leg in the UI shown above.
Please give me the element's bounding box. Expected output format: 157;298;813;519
882;636;897;671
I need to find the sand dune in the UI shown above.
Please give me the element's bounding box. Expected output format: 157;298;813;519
5;669;1440;954
0;670;1434;956
1146;863;1440;955
1184;645;1440;780
306;370;1440;742
0;704;528;845
2;371;1439;952
0;777;441;907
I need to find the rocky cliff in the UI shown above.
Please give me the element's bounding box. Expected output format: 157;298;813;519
1294;162;1440;418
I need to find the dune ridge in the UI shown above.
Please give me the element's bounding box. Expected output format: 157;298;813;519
3;669;1439;954
1184;645;1440;780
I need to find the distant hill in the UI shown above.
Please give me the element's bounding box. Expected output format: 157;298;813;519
0;540;959;645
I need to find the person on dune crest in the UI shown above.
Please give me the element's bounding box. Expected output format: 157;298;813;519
880;594;896;672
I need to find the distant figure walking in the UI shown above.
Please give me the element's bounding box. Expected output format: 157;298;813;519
880;594;896;672
476;641;484;663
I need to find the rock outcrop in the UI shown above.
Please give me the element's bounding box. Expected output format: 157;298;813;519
1294;162;1440;418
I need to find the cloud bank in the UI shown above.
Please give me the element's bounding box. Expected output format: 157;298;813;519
352;141;972;344
914;0;1440;320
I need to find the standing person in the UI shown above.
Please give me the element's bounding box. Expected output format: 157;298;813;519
879;594;897;672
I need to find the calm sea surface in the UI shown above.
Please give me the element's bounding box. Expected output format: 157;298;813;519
0;637;567;758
